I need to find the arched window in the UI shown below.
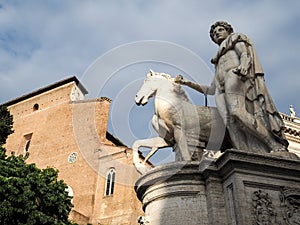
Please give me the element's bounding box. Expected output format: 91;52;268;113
65;185;74;203
105;168;115;196
33;103;39;111
23;133;33;153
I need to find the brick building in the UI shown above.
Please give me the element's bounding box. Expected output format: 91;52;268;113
3;77;146;225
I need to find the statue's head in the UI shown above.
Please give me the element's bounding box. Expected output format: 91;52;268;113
209;21;234;44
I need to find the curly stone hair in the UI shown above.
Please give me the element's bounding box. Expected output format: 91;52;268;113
209;21;234;43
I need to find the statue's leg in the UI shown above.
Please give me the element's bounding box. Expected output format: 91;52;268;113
227;121;248;150
216;93;248;150
222;74;259;149
132;137;169;174
225;93;256;130
223;72;256;128
222;73;284;151
225;93;284;151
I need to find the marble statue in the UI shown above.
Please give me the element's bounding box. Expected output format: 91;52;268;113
175;21;288;153
290;105;296;118
132;70;229;174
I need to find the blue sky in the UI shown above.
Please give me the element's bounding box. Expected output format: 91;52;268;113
1;1;300;163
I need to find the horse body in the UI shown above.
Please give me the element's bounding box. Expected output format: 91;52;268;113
133;71;227;174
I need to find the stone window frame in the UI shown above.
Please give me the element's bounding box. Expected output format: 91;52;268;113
66;185;74;204
23;133;33;153
105;168;116;196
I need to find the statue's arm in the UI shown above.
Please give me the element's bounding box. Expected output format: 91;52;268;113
174;75;215;95
232;41;252;76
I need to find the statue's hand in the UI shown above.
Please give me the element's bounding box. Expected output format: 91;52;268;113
174;75;185;84
232;67;247;81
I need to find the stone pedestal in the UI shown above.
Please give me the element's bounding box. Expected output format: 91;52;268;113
135;162;209;225
135;150;300;225
202;149;300;225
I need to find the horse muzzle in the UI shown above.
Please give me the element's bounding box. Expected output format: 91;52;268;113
135;95;148;106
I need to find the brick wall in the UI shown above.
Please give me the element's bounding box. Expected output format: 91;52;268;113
4;80;144;225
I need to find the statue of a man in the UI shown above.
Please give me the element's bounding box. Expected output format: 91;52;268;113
176;21;288;153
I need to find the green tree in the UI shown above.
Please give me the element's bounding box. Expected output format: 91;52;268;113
0;106;13;145
0;105;77;225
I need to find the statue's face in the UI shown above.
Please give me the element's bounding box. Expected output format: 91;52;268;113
212;25;229;45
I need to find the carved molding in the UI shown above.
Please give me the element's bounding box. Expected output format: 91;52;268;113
252;189;278;225
280;187;300;225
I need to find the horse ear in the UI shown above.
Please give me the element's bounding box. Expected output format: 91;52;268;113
149;69;154;76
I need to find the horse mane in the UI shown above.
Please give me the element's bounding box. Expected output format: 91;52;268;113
173;82;190;101
150;71;172;80
150;71;190;101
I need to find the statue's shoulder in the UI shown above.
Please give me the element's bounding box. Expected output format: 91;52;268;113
228;32;248;42
229;33;253;46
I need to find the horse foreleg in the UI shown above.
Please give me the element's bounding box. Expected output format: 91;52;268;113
132;137;169;174
143;147;158;164
152;114;173;142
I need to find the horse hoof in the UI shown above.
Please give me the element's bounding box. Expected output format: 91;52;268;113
134;162;150;175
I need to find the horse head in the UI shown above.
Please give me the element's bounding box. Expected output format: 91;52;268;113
135;70;173;106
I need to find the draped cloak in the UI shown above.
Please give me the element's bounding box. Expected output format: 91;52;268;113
211;33;288;147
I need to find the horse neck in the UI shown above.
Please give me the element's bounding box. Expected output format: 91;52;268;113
156;80;190;102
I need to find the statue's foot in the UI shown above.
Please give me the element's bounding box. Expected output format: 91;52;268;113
203;150;215;158
270;147;299;160
203;149;222;159
270;146;288;152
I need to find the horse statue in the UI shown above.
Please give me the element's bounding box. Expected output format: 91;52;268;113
133;70;230;174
